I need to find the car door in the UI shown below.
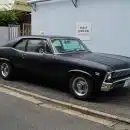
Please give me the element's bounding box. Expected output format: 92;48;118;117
23;38;55;77
12;39;28;69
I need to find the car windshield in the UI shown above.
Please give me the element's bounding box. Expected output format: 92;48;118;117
51;38;90;53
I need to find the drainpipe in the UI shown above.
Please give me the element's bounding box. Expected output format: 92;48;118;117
27;0;78;11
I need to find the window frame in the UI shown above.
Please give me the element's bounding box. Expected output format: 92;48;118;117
13;38;28;51
13;38;54;55
51;38;90;54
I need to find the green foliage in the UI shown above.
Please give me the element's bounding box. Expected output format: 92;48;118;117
0;10;19;26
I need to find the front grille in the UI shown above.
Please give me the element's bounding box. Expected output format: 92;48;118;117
112;69;130;79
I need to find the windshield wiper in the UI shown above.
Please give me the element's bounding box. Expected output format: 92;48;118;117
66;49;86;53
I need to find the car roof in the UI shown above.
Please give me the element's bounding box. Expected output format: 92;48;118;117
4;35;80;47
15;35;79;40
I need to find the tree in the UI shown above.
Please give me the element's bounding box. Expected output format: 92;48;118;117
0;10;19;26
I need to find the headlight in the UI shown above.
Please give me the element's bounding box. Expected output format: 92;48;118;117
105;73;112;81
107;73;112;80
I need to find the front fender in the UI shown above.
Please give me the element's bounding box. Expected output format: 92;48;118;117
68;69;92;78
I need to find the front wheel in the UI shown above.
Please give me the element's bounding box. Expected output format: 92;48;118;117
69;75;94;100
0;61;13;80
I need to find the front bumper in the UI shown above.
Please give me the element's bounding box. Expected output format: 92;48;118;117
101;77;130;91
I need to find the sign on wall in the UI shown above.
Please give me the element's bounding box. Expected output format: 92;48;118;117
76;22;92;41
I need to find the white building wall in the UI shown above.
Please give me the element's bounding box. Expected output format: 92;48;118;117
0;0;8;4
32;0;130;57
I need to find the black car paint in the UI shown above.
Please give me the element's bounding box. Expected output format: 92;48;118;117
0;35;130;90
61;52;130;71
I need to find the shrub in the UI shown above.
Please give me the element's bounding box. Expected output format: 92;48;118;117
0;10;18;26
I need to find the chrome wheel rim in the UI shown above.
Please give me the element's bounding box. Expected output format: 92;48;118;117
72;77;88;96
1;63;9;77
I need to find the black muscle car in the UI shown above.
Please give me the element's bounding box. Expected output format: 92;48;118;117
0;35;130;100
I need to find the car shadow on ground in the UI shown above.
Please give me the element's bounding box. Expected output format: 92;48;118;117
14;73;69;92
96;88;130;103
13;73;130;104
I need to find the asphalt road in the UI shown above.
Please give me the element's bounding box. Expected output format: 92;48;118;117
0;92;112;130
0;74;130;119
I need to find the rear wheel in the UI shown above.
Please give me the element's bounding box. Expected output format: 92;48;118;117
69;75;94;100
0;61;13;80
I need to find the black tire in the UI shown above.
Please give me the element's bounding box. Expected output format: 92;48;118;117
69;75;94;100
0;61;13;80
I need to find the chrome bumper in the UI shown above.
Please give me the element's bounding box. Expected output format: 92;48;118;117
101;77;130;92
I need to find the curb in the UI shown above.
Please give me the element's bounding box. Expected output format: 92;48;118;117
1;84;130;124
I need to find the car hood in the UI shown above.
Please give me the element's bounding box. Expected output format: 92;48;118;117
60;52;130;71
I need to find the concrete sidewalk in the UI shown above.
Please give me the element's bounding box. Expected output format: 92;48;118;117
0;77;130;120
0;92;112;130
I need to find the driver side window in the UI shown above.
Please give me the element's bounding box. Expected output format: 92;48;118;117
27;39;52;54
